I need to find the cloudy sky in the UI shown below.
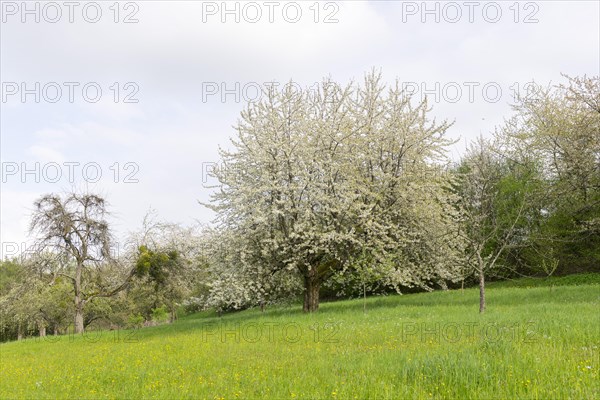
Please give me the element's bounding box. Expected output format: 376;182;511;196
1;0;598;256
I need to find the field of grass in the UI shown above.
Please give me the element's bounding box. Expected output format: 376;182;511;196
1;274;599;399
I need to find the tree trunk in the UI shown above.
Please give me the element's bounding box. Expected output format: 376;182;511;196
74;261;85;334
363;281;367;314
479;267;486;313
303;276;320;313
38;321;46;337
54;327;59;336
74;304;84;334
17;324;23;341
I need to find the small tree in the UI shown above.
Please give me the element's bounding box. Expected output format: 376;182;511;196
128;211;206;322
134;245;183;322
456;137;541;312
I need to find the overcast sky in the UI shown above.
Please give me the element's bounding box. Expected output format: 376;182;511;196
1;0;599;257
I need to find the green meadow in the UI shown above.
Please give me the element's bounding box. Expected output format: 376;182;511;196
1;274;599;399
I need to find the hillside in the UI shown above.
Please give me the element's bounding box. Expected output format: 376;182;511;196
1;274;599;399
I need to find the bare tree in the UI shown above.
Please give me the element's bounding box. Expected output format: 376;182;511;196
30;192;134;333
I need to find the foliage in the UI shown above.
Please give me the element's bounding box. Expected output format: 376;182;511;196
129;212;207;322
126;314;144;329
1;73;597;338
0;255;72;340
135;246;180;287
201;228;303;312
151;306;169;323
206;70;465;312
502;74;600;274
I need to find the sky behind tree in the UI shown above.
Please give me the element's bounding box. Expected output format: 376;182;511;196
1;0;598;254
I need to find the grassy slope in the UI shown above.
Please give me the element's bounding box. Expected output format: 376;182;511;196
1;274;599;399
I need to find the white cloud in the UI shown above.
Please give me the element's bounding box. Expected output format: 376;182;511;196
28;145;66;163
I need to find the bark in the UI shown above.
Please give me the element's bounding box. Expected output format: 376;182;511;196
38;322;46;337
363;282;367;314
303;275;320;313
74;304;84;334
479;267;486;314
74;261;85;334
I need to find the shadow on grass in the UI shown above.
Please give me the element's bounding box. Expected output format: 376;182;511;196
486;272;600;289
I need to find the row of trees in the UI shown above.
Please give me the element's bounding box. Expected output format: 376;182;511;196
0;206;206;339
1;72;598;340
205;72;599;313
